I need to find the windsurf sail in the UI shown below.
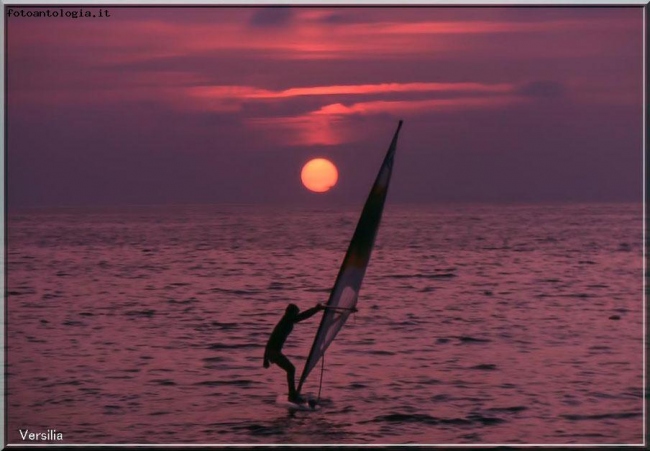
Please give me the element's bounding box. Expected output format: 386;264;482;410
297;120;403;393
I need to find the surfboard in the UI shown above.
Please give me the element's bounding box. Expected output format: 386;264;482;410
275;394;320;411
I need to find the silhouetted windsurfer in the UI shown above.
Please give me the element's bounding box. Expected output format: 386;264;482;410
264;303;324;403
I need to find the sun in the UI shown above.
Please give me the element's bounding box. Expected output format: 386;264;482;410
301;158;339;193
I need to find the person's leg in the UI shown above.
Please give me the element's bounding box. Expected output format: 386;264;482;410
273;353;298;400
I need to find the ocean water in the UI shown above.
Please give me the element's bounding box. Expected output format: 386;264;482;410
6;203;644;445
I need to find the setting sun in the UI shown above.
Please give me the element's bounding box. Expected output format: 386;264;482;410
301;158;339;193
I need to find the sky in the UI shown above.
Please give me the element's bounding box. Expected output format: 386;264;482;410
7;6;644;208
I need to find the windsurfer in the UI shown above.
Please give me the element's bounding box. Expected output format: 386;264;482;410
263;303;324;402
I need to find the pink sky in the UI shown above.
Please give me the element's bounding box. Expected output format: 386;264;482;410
7;6;643;207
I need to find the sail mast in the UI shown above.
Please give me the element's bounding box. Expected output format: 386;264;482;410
297;120;403;393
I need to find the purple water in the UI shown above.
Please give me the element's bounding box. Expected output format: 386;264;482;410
7;203;644;445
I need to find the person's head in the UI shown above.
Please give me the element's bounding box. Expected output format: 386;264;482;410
285;303;299;319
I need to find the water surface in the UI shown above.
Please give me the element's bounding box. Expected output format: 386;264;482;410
7;203;644;444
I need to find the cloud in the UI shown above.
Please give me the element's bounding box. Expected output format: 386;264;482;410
249;7;294;28
168;80;525;145
311;96;522;116
183;81;515;107
8;8;637;70
362;19;588;35
248;95;525;146
246;82;514;99
315;12;352;24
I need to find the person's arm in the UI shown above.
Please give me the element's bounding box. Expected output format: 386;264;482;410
294;303;324;323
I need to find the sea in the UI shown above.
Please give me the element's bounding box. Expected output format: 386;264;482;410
6;202;644;445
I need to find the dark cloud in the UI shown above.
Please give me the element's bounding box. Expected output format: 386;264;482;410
316;12;355;24
516;81;567;99
249;7;294;28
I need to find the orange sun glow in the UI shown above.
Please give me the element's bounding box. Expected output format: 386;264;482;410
300;158;338;193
